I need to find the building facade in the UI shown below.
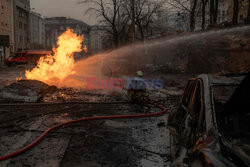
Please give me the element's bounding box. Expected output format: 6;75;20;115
45;17;90;54
90;25;112;54
13;0;30;51
29;11;45;49
0;0;14;65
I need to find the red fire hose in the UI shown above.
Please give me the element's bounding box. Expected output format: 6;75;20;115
0;100;167;161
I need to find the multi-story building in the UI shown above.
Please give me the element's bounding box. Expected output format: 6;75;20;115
29;11;45;49
228;0;250;24
0;0;14;65
13;0;30;51
90;25;112;54
45;17;90;54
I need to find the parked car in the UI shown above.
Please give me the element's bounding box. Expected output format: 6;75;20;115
5;50;51;66
168;72;250;167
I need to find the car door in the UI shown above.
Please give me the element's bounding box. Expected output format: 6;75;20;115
168;79;197;135
175;79;204;149
19;52;26;63
187;79;204;146
168;79;204;162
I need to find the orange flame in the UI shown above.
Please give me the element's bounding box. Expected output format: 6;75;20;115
25;29;84;86
83;45;88;53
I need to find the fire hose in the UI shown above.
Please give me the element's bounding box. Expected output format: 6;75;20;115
0;100;167;161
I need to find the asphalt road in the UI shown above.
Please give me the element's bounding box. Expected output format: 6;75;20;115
0;66;182;167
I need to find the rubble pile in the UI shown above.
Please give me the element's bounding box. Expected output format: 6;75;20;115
0;80;57;102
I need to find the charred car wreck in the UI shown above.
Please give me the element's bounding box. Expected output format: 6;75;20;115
168;72;250;167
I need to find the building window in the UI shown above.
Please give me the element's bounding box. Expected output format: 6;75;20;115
19;10;23;17
8;16;11;26
24;23;27;30
19;22;22;29
1;15;4;25
218;10;221;15
6;0;8;9
5;16;8;26
240;15;244;21
19;36;23;43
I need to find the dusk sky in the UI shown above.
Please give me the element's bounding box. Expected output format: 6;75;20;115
30;0;98;25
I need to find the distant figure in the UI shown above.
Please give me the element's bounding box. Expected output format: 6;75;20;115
127;71;149;102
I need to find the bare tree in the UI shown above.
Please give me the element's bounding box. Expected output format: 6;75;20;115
165;0;198;31
201;0;209;30
79;0;129;47
214;0;219;23
124;0;163;40
209;0;219;24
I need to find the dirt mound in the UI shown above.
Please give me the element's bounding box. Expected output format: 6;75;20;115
0;80;57;102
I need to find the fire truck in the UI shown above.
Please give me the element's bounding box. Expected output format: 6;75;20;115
5;50;52;66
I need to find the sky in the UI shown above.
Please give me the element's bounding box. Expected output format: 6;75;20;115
30;0;98;26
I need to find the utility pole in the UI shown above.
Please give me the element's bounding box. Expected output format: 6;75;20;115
131;0;135;43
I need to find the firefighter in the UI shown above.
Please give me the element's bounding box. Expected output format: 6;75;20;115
127;71;149;102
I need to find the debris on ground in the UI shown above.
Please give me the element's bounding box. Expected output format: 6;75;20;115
0;88;180;167
157;122;166;127
0;80;57;102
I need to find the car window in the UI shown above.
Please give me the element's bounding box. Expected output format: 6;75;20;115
13;53;21;58
186;81;203;125
182;80;196;109
194;81;206;137
168;80;198;133
214;74;249;137
187;80;204;144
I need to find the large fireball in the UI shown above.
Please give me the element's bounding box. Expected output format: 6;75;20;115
25;29;84;86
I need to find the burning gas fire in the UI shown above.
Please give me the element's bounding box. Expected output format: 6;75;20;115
25;29;85;86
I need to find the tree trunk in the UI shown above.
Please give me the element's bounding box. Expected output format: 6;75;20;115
210;0;218;24
247;0;250;23
232;0;239;25
113;35;119;47
201;0;208;30
213;0;218;23
138;24;144;40
210;0;214;24
190;0;198;31
135;20;145;40
112;27;119;47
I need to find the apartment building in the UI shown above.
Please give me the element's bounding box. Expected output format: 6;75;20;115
0;0;14;64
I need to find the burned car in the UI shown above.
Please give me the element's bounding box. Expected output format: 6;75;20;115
168;73;250;167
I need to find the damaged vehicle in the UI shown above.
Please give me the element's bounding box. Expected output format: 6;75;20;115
168;72;250;167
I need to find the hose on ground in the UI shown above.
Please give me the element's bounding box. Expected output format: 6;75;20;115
0;100;167;161
0;101;130;106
